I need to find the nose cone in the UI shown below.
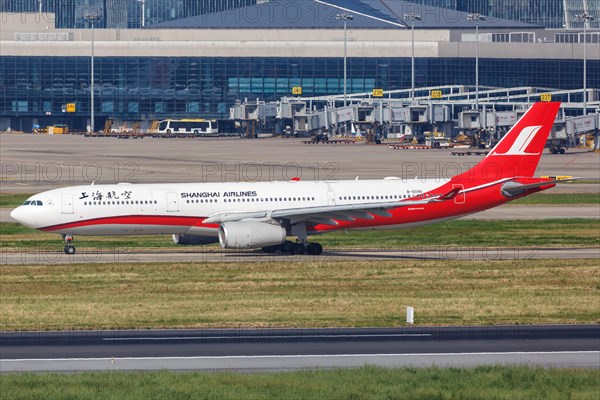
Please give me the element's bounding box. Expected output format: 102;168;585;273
9;206;35;228
9;207;22;223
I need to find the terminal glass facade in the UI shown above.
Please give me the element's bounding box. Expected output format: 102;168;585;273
1;56;598;130
413;0;599;28
0;0;259;28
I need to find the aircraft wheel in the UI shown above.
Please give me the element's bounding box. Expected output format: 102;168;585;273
64;245;76;255
306;243;323;256
262;245;277;253
290;243;306;255
283;241;295;253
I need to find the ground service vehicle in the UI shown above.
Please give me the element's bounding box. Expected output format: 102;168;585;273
157;119;218;135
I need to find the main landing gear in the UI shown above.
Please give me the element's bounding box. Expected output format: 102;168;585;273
262;224;323;255
63;234;76;255
262;241;323;255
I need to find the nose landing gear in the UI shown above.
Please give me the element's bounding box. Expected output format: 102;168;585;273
63;234;76;255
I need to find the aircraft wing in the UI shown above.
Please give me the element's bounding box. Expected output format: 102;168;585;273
203;188;461;226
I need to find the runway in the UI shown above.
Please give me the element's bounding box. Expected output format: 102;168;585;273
1;247;598;265
1;325;598;372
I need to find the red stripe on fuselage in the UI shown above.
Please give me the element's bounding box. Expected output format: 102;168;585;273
39;183;548;234
40;215;211;232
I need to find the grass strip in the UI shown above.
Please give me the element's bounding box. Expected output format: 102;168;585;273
511;193;599;205
1;367;598;400
1;219;599;250
0;193;31;208
1;259;598;331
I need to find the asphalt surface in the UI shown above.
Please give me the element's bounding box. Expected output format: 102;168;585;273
2;247;599;265
1;135;598;192
1;325;598;372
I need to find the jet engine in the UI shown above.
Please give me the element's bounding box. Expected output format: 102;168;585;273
172;234;219;245
218;221;286;249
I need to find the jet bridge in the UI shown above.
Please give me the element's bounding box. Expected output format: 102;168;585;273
229;86;599;149
230;99;278;137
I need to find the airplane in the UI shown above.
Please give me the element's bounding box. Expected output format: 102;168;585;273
10;102;570;256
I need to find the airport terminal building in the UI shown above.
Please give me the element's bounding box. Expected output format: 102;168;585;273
0;0;599;132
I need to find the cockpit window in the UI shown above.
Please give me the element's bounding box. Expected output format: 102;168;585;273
22;200;43;206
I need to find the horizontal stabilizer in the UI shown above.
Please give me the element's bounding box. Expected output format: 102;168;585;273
501;177;583;197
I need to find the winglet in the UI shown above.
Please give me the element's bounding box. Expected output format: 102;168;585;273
432;187;462;202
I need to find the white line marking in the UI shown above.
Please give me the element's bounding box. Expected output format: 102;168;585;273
3;351;598;363
102;334;432;341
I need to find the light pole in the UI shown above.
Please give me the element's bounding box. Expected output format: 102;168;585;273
404;13;421;103
576;12;594;116
468;13;486;110
336;13;353;107
84;13;100;133
137;0;146;27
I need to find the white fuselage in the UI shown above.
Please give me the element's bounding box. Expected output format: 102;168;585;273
12;178;449;236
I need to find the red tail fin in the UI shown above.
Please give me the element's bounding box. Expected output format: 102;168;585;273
456;102;561;185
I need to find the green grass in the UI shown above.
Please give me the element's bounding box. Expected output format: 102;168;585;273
1;367;598;400
1;259;598;331
1;219;599;250
0;193;30;208
511;193;599;205
318;219;600;248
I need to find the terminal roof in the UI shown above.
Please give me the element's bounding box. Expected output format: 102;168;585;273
149;0;538;30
